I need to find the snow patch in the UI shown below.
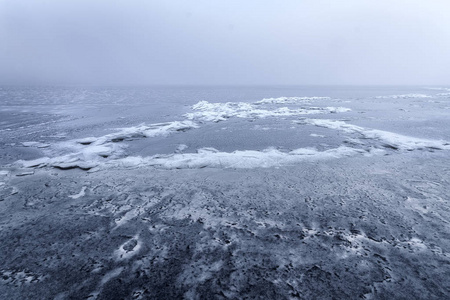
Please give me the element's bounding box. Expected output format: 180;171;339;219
68;186;87;199
114;235;141;261
88;266;124;298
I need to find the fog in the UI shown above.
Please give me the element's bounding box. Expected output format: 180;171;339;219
1;0;449;85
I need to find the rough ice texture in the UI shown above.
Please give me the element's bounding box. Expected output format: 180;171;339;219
300;119;450;151
68;186;86;199
185;100;350;122
375;94;432;99
21;142;50;148
3;153;450;299
3;88;450;299
77;121;199;145
255;96;331;104
16;121;198;170
13;98;450;172
16;117;450;171
105;146;365;170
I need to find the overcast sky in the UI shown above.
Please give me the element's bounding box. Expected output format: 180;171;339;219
1;0;449;85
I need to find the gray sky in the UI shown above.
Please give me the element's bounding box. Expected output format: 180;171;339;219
1;0;450;85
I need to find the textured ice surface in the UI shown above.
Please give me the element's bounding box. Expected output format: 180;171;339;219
2;154;450;299
68;186;86;199
104;146;365;170
255;96;331;104
375;93;432;99
16;120;199;170
11;92;450;171
1;86;450;299
299;119;450;151
185;100;350;122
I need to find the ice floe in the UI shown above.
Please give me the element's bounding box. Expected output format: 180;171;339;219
185;100;350;122
298;119;450;151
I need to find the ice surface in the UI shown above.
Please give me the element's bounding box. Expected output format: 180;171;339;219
21;142;50;148
425;87;450;91
11;97;355;170
16;120;199;170
12;96;450;172
185;100;350;122
2;87;450;299
299;119;450;151
106;146;365;170
78;120;199;145
375;94;431;99
68;186;86;199
114;235;141;261
255;96;331;104
88;267;124;298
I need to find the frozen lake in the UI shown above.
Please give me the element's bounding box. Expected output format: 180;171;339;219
1;86;450;298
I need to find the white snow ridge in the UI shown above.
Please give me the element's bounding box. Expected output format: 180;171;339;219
298;119;450;151
16;121;198;170
107;146;365;170
255;96;331;104
184;100;350;122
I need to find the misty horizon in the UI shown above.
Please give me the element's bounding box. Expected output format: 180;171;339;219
1;0;450;86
